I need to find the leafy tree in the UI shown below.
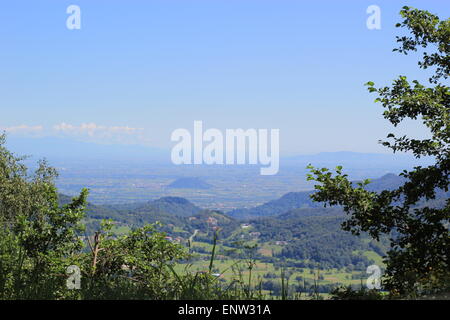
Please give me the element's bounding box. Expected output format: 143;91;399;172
0;133;88;299
0;134;189;300
81;221;188;299
307;7;449;296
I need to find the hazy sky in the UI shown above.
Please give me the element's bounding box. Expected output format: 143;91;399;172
0;0;448;155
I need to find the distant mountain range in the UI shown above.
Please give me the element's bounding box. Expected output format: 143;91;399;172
59;172;447;226
5;136;434;171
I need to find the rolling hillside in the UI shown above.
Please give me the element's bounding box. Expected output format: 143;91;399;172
228;173;407;218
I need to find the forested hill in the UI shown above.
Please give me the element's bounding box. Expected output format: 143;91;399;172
227;173;406;218
227;191;318;218
58;194;204;231
247;212;388;269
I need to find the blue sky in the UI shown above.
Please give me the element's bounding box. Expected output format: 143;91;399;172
0;0;448;155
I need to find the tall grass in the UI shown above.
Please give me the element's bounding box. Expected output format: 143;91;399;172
168;231;331;300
